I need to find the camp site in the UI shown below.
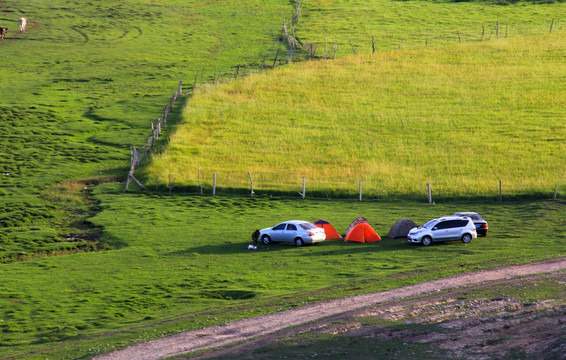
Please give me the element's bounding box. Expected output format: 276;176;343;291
0;0;565;359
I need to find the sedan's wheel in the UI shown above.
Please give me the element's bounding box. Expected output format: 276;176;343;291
262;235;271;245
295;238;304;247
462;234;472;243
422;236;432;246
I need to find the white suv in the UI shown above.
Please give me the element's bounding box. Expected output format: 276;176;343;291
407;216;477;246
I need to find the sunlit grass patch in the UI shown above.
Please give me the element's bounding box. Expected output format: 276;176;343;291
145;34;566;198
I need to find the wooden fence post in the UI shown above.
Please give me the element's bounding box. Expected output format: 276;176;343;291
194;70;199;88
349;40;357;54
554;184;558;200
302;177;306;199
260;56;266;71
198;166;203;194
496;20;499;39
550;18;555;34
272;49;280;68
359;180;362;201
372;36;375;53
168;174;176;195
499;180;503;202
427;183;432;204
248;172;254;197
334;41;337;59
213;174;216;196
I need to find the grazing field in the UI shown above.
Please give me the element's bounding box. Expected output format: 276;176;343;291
0;0;293;261
0;0;565;359
296;0;565;55
1;184;564;358
145;34;566;199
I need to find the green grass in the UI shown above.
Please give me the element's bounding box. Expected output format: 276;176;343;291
296;0;566;54
144;34;566;198
0;182;564;358
0;0;294;260
1;0;565;358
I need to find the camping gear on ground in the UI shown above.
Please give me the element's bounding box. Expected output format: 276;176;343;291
313;219;343;239
344;219;381;243
387;218;418;238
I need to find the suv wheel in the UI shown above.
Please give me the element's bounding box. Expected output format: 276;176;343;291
422;236;432;246
462;234;472;243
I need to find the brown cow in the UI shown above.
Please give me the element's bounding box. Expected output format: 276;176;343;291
0;27;7;40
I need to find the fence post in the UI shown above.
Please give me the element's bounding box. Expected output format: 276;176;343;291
427;183;432;204
496;20;499;39
359;180;362;201
272;49;280;68
213;173;216;196
194;70;199;88
302;177;306;199
372;36;375;53
248;172;254;197
554;184;558;200
334;41;337;59
550;18;555;34
198;166;203;194
349;40;357;54
499;180;503;202
168;174;176;195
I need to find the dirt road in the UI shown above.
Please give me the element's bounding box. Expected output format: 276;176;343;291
96;257;566;360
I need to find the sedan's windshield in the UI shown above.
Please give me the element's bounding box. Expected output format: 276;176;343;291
422;219;437;229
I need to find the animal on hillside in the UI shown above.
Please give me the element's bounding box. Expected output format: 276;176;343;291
18;18;27;32
0;27;7;40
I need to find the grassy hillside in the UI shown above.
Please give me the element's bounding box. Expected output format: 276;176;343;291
144;34;566;198
0;0;293;260
296;0;565;54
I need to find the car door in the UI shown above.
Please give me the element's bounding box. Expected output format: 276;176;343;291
282;223;299;243
444;220;462;241
270;223;287;242
431;220;450;241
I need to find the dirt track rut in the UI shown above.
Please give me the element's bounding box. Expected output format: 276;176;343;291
95;257;566;360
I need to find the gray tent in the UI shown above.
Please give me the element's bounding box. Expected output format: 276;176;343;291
387;218;418;239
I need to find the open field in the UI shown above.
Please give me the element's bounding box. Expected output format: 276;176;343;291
0;0;565;359
296;0;566;54
0;0;293;261
145;34;565;198
1;189;565;358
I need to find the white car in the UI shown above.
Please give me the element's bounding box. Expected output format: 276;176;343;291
408;216;477;246
259;220;326;247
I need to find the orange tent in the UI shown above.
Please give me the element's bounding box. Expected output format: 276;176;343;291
345;223;381;243
314;219;343;240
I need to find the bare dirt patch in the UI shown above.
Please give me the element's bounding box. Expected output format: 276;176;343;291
96;257;566;360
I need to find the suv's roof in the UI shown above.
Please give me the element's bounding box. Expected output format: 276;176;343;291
436;216;471;221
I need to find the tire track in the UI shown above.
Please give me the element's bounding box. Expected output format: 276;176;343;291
96;257;566;360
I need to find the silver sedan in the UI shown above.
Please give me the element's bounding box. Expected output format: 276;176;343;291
259;220;326;247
